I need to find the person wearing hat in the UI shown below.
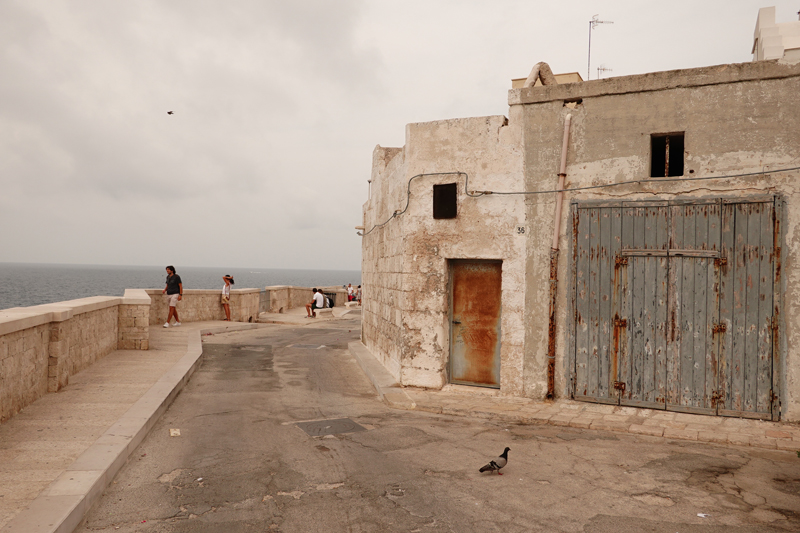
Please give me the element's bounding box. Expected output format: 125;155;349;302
221;275;234;321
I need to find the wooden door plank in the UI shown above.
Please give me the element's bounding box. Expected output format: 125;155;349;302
642;209;658;403
706;202;722;412
630;208;647;402
574;208;590;397
744;203;761;412
680;206;697;408
757;203;774;414
619;207;635;399
587;208;601;398
655;208;669;405
609;207;623;397
731;203;748;411
667;205;684;405
719;204;735;412
598;208;614;400
693;205;709;409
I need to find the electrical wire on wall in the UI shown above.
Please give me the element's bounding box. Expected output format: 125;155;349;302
357;165;800;236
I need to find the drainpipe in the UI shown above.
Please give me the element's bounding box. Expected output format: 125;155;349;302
546;113;572;399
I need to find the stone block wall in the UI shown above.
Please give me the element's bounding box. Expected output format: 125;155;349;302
0;322;50;422
265;286;314;313
361;145;407;382
52;304;119;392
147;289;261;324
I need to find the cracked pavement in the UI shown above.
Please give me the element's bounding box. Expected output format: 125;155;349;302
79;318;800;532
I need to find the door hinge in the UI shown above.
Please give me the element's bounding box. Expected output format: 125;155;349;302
712;322;727;334
714;257;728;268
615;256;628;267
613;381;626;393
711;390;724;408
614;318;627;328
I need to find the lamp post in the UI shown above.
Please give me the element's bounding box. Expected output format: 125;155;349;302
588;15;613;80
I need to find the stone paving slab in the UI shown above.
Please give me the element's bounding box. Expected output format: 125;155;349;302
0;321;267;533
348;340;800;453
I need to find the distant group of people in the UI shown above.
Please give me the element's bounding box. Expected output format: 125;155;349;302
304;284;361;318
161;266;234;327
346;283;361;304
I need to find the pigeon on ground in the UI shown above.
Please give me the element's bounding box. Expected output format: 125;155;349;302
479;447;510;475
167;111;174;115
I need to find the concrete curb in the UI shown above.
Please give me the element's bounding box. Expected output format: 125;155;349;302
1;322;262;533
347;341;415;410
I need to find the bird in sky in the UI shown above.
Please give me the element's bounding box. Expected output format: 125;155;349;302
479;447;510;475
167;111;174;115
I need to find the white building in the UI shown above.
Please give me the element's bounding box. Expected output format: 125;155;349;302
753;6;800;61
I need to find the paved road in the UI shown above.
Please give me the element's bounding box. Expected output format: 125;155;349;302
80;318;800;532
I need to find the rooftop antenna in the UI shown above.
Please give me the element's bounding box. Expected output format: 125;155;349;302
588;15;613;80
597;65;613;79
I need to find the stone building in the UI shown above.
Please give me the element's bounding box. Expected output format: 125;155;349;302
360;57;800;421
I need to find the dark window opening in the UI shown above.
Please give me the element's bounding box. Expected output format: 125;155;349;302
433;183;458;219
650;133;684;178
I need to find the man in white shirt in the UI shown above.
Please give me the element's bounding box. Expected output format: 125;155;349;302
305;288;325;318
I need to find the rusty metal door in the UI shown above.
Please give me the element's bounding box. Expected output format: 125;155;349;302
449;260;502;388
572;198;777;419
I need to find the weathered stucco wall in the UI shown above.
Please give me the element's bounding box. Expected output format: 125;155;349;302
362;114;526;391
515;60;800;418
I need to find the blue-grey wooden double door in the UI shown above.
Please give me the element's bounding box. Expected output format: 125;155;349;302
571;197;780;420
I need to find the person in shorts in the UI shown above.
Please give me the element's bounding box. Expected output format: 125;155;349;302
221;275;234;321
305;288;325;318
162;266;182;327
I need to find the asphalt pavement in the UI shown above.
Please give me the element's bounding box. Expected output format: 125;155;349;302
78;318;800;533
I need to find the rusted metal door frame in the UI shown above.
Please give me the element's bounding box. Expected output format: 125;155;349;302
568;195;782;420
447;259;503;389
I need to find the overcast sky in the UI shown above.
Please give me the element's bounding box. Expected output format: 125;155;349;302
1;1;796;271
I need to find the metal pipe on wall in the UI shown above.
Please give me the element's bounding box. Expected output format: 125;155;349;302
546;113;572;399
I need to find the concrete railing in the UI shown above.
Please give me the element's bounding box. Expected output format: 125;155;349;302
145;289;261;325
0;289;150;423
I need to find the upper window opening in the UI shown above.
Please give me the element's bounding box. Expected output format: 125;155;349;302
651;133;684;178
433;183;457;219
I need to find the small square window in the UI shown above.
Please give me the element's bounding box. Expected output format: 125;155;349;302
433;183;457;219
651;133;684;177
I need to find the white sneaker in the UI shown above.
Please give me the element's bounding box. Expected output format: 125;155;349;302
163;323;170;328
174;322;181;327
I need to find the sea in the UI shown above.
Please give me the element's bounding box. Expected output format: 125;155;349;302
0;263;361;311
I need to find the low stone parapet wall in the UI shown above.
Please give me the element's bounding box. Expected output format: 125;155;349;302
146;289;261;325
0;291;151;423
264;286;313;313
264;286;350;313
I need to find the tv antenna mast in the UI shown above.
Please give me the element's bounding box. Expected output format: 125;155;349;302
588;15;613;80
597;65;613;79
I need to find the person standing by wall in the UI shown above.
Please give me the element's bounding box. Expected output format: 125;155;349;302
221;275;234;321
162;266;182;327
356;285;362;305
347;283;354;301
